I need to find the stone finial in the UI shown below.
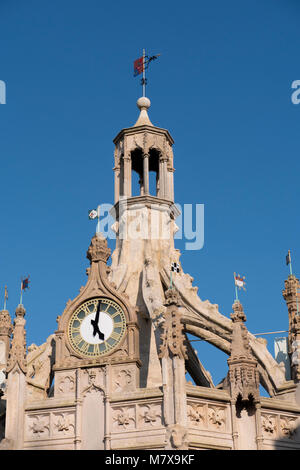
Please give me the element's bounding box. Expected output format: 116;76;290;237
230;300;247;323
283;275;300;319
164;288;182;307
227;301;260;404
133;97;153;127
6;304;27;374
86;233;111;264
282;275;300;381
159;289;187;360
0;309;13;337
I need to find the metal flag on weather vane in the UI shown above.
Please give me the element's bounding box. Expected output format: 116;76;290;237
234;272;246;302
20;276;30;305
133;49;161;97
286;249;293;276
170;262;180;289
88;206;101;234
171;262;180;273
3;285;8;310
88;209;98;220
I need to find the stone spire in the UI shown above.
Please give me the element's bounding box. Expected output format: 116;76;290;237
226;301;260;404
6;304;27;374
5;304;27;448
0;308;12;395
283;275;300;381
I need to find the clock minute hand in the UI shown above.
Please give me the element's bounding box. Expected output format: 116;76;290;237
94;300;101;325
91;301;104;340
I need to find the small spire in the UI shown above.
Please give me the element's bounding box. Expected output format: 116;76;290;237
6;304;27;374
133;97;153;127
226;301;260;404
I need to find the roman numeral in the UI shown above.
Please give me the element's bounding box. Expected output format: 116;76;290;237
110;331;120;341
72;325;81;333
73;334;82;345
111;311;120;318
81;342;90;354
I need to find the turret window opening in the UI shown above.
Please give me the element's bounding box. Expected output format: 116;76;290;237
131;149;144;196
148;149;160;197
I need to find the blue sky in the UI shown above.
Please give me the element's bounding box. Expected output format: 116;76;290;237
0;0;300;388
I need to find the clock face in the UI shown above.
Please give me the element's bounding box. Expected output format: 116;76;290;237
68;298;126;357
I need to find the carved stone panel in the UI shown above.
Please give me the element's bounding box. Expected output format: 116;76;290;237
261;411;300;441
112;406;136;432
26;414;50;440
138;403;162;429
54;370;76;397
111;365;136;393
208;406;226;431
187;403;206;427
261;413;277;437
25;410;75;442
52;412;75;438
187;400;228;433
80;367;105;395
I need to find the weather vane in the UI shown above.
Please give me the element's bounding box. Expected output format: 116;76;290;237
133;49;161;97
88;205;101;234
3;285;8;310
233;272;246;302
170;262;180;289
20;276;30;305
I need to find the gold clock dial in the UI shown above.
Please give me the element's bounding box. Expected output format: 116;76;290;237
68;298;126;357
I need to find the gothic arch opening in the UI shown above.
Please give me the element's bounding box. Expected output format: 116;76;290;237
148;148;159;196
119;156;124;197
131;148;143;196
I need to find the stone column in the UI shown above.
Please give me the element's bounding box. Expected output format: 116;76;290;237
74;368;82;450
123;155;132;197
283;275;300;381
255;402;264;450
159;289;188;450
162;158;168;199
143;153;149;195
230;399;239;450
104;365;110;450
159;158;165;198
5;304;27;449
168;167;175;202
0;309;12;395
113;165;120;204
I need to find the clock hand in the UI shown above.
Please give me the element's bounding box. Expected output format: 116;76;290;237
90;300;105;340
94;300;101;325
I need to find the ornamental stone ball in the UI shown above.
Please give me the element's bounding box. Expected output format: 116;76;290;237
137;96;151;110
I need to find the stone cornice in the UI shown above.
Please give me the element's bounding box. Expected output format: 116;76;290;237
113;124;174;146
186;383;231;402
260;396;300;413
110;387;163;403
111;196;180;220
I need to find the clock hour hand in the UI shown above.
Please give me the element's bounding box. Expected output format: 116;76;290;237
90;300;105;341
